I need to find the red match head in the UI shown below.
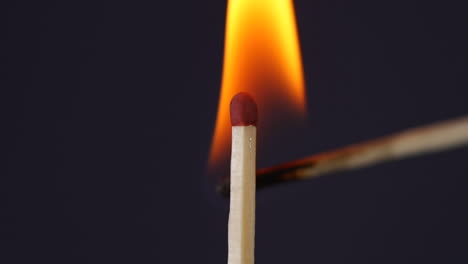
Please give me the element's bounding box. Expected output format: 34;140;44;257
230;92;258;126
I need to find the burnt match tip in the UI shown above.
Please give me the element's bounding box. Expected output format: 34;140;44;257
230;92;258;126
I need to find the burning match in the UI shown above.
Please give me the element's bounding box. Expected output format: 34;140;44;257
228;92;257;264
208;0;306;173
218;114;468;196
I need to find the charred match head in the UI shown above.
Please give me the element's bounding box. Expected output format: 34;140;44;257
230;92;258;127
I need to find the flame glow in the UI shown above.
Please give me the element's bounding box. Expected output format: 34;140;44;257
209;0;306;167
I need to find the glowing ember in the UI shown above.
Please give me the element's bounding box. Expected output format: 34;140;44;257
209;0;306;168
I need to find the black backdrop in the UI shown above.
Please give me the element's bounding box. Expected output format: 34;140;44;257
3;0;468;263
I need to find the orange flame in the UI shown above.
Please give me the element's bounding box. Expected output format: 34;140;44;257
209;0;306;168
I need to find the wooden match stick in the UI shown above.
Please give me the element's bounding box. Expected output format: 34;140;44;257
228;92;257;264
219;114;468;196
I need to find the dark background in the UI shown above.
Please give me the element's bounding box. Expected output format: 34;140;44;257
3;0;468;263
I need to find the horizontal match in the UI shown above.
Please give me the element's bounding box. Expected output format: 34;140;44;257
218;115;468;197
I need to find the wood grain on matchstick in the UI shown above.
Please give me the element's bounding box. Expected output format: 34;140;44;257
228;93;257;264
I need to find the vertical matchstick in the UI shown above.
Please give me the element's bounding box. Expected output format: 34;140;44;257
228;92;258;264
